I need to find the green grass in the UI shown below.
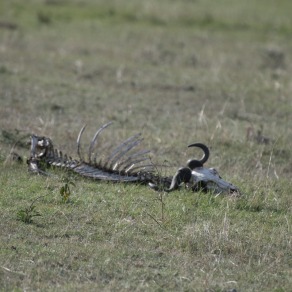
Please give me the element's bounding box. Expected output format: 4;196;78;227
0;0;292;291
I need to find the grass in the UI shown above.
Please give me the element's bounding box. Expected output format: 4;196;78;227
0;0;292;291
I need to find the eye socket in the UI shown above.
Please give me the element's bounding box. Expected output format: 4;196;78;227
210;168;219;176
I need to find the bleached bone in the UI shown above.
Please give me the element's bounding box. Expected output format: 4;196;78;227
156;143;240;195
27;122;239;195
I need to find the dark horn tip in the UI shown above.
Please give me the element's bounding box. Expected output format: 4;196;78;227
188;142;208;149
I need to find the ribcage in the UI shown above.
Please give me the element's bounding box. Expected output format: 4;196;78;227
32;122;161;184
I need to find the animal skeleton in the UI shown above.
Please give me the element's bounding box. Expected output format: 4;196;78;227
27;122;239;195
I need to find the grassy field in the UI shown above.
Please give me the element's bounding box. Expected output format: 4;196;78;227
0;0;291;291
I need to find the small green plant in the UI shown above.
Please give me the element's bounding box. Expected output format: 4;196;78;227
60;174;76;203
157;191;166;222
17;197;42;224
145;190;168;229
147;159;169;224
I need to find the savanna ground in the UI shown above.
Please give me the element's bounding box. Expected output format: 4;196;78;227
0;0;291;291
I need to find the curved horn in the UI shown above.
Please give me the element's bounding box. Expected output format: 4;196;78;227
187;143;209;169
166;167;192;192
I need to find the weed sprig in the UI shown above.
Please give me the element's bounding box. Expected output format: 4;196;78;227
59;174;76;203
17;196;43;224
